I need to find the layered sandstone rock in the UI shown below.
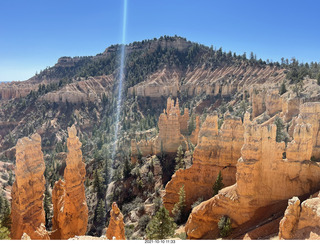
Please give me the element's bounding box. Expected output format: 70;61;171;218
51;125;88;239
278;197;301;239
296;102;320;159
279;194;320;240
185;112;320;239
11;134;49;240
128;65;285;99
40;75;113;104
131;98;189;162
106;202;125;240
163;113;244;213
252;90;283;119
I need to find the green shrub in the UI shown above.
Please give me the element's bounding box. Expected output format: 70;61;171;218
218;216;232;238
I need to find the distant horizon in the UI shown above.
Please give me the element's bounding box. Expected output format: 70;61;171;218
1;0;320;81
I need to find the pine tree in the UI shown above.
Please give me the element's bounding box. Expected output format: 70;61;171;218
94;199;106;231
93;169;104;200
171;185;186;224
146;206;176;240
317;73;320;86
188;114;196;135
43;185;52;229
174;145;185;172
274;116;288;143
123;157;132;179
0;196;11;239
213;171;224;196
279;82;287;95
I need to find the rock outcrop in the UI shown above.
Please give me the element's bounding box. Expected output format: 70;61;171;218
106;202;125;240
40;75;113;104
163;113;244;213
251;90;284;118
279;194;320;240
185;112;320;239
128;65;285;99
10;134;49;240
51;125;88;239
131;98;198;162
278;197;301;239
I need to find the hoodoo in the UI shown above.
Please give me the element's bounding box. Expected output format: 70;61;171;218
10;134;49;240
51;125;88;239
106;202;126;240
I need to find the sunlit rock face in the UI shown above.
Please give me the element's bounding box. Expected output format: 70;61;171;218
51;125;88;240
185;112;320;239
163;113;244;214
131;97;198;162
11;134;49;240
279;193;320;240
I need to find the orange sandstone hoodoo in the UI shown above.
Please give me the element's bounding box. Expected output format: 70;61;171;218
10;134;49;240
51;125;88;239
106;202;126;240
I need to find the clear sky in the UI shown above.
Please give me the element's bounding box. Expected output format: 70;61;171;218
1;0;319;81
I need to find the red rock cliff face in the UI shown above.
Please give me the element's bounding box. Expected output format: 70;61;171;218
10;134;49;240
51;125;88;239
163;113;244;213
185;112;320;239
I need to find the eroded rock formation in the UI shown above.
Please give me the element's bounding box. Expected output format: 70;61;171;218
185;112;320;239
279;193;320;240
41;75;113;104
163;113;244;213
106;202;125;240
128;65;285;99
11;134;49;240
131;97;198;162
51;125;88;239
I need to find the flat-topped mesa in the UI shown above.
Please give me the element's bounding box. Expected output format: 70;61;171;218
11;134;49;240
279;193;320;240
131;97;198;162
106;202;126;240
51;125;88;240
163;113;244;214
185;111;320;239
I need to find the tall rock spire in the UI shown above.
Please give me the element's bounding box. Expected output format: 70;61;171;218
11;134;49;240
51;125;88;239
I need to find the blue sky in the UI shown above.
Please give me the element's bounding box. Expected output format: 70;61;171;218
1;0;319;81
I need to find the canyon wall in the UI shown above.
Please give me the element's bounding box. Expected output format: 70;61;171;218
10;134;49;240
185;112;320;239
51;125;88;239
163;113;244;213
